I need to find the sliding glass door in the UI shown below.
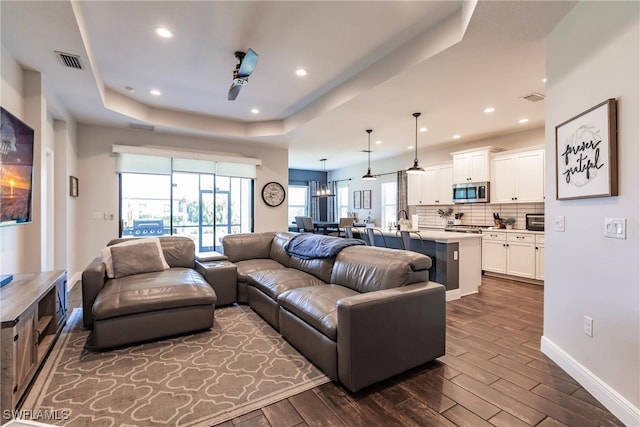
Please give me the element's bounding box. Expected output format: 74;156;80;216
120;172;253;253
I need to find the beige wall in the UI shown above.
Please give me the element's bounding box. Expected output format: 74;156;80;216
74;124;289;271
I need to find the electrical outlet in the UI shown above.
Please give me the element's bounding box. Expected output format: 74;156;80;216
554;216;565;232
584;315;593;337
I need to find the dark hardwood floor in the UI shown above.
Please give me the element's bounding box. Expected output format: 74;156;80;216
67;276;623;427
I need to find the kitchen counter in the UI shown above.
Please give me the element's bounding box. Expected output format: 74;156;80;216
360;227;481;300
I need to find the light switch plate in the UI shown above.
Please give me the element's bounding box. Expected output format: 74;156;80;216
554;215;565;232
604;218;626;239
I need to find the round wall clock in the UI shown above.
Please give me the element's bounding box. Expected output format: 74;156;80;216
261;181;286;207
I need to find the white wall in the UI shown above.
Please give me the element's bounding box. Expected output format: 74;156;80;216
1;46;79;283
542;3;639;425
328;126;544;225
75;124;289;271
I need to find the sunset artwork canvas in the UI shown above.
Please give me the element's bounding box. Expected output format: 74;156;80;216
0;107;34;225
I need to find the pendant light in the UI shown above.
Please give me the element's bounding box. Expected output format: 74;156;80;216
312;158;335;198
406;112;425;174
361;129;377;181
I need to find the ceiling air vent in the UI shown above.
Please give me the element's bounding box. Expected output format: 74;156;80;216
128;123;155;132
55;51;83;70
520;92;545;102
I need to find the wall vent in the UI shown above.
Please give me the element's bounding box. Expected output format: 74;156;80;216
55;51;83;70
520;92;545;102
128;123;155;132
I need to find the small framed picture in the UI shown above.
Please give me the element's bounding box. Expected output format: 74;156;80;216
70;176;79;197
353;191;361;209
363;190;371;209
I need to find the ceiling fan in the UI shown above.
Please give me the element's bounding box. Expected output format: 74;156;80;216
228;48;258;101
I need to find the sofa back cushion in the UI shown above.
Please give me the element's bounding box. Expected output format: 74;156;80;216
330;246;431;293
106;236;194;270
222;232;276;262
270;232;295;267
289;256;334;283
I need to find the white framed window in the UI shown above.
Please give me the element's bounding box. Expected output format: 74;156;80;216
337;184;349;218
288;185;309;224
380;180;397;229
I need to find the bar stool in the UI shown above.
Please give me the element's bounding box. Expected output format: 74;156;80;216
397;230;425;253
366;228;388;248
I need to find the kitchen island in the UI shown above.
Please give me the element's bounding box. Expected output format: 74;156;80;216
357;227;481;300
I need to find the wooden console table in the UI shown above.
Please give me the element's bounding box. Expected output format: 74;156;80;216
0;271;67;422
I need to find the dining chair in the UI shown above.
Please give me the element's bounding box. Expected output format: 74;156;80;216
329;217;355;237
295;216;315;233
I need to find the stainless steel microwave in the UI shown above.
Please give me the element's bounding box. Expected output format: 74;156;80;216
452;181;490;203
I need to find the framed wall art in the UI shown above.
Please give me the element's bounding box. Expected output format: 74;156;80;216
555;98;617;200
353;191;361;209
70;176;79;197
362;190;371;209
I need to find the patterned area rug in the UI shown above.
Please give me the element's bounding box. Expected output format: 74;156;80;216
22;306;330;426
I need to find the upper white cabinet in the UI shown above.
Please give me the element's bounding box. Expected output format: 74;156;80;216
407;163;452;205
451;147;497;183
491;148;544;203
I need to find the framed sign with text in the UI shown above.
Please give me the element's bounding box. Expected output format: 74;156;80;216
555;98;617;200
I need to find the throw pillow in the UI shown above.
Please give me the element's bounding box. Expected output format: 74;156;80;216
101;237;169;278
111;241;167;279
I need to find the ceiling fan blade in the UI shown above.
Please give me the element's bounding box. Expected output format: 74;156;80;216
237;48;258;78
228;82;242;101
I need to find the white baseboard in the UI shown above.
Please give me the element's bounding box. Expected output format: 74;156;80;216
446;289;460;301
541;336;640;426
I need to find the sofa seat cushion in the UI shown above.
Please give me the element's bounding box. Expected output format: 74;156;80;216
92;268;217;321
278;285;359;341
235;259;286;283
247;268;326;300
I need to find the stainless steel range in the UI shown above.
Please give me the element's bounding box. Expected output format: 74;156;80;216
443;225;484;234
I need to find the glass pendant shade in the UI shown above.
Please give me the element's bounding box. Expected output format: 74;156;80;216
406;112;425;174
362;129;377;180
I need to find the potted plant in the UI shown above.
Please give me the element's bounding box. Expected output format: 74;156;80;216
503;217;516;229
437;208;454;226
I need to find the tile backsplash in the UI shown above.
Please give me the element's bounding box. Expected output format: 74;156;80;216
413;203;544;229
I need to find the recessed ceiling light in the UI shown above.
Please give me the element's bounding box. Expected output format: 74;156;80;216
251;108;260;114
150;89;161;96
519;118;529;124
453;134;461;139
419;127;427;132
542;77;547;83
155;27;174;38
484;107;495;113
295;68;307;77
375;140;383;145
408;146;414;150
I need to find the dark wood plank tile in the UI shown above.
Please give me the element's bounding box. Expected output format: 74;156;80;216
463;335;534;365
488;410;532;427
531;383;624;427
490;355;579;394
437;354;500;385
459;352;539;390
442;404;495;427
263;398;305;427
571;387;610;411
451;374;547;425
491;378;600;427
288;389;346;427
395;398;459;427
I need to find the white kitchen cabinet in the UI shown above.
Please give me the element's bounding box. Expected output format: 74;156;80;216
407;163;452;205
535;234;545;280
491;149;544;203
506;233;535;278
482;231;507;273
482;231;539;280
452;148;493;183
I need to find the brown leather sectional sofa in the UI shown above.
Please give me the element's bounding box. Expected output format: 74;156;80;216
82;232;446;392
222;231;446;392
